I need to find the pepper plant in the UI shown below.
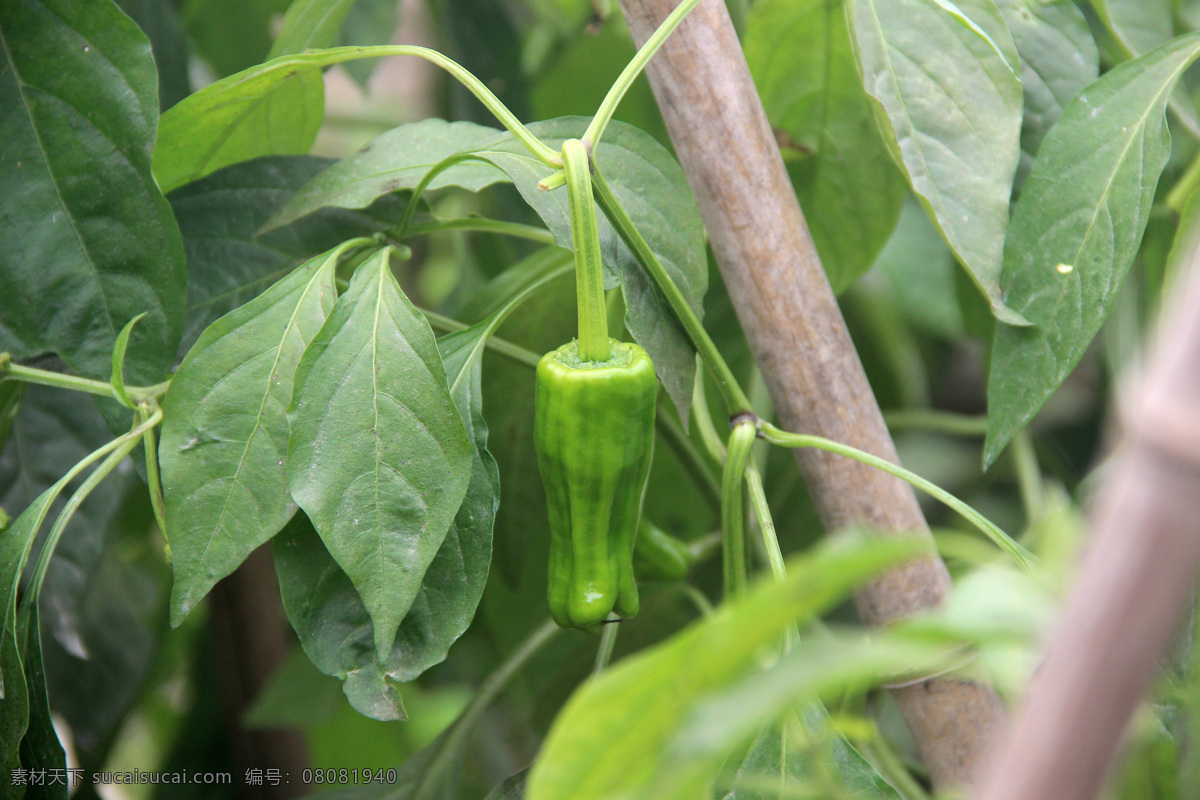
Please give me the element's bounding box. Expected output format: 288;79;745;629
3;0;1200;797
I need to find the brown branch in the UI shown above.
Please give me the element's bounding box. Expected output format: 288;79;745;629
974;257;1200;800
616;0;1004;787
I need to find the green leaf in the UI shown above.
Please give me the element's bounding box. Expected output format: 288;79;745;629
263;119;510;232
180;0;287;77
0;603;28;789
109;313;147;410
524;534;923;800
118;0;190;110
720;708;900;800
745;0;906;294
275;295;501;721
15;604;68;800
874;196;964;339
0;0;187;388
269;0;358;58
1;488;64;694
169;154;405;358
846;0;1026;323
994;0;1099;191
984;33;1200;467
288;249;474;659
153;50;335;192
337;0;400;86
160;243;351;627
1091;0;1200;139
483;771;528;800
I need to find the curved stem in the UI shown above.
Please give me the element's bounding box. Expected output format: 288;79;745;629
692;365;728;462
583;0;705;147
592;166;752;413
757;421;1036;570
402;217;556;245
722;419;756;599
306;46;560;167
390;153;501;239
563;139;610;361
24;410;162;601
745;462;785;581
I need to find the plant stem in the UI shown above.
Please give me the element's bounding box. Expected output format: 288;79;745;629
583;0;705;147
413;618;560;798
563;139;610;361
746;462;785;581
592;619;621;675
862;735;933;800
757;421;1035;570
140;405;171;562
882;409;988;437
722;419;756;599
655;406;721;512
1011;429;1044;527
2;360;167;402
389;152;500;238
692;366;729;461
402;217;557;245
592;166;752;414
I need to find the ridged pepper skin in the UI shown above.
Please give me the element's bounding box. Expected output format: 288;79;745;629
535;339;657;629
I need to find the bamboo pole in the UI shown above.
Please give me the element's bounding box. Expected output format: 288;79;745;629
616;0;1005;788
975;257;1200;800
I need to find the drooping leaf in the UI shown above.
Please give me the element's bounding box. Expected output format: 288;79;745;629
846;0;1025;322
0;0;186;388
16;604;68;799
984;34;1200;466
263;119;510;231
524;534;923;800
745;0;906;293
269;0;358;58
275;299;502;720
288;249;473;658
169;154;405;358
994;0;1099;192
160;244;351;627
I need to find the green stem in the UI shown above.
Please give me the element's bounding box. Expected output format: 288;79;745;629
422;311;542;367
25;411;162;601
2;360;167;402
1012;429;1044;527
882;409;988;437
140;406;171;563
414;619;559;798
722;419;756;599
592;167;752;413
327;46;560;167
592;619;620;676
563;139;609;361
677;584;716;618
745;462;785;581
861;736;932;800
582;0;705;147
390;153;501;239
655;407;721;512
757;421;1036;570
402;217;557;245
692;365;728;462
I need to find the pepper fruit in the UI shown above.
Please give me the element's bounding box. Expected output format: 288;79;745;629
535;338;657;629
632;519;693;582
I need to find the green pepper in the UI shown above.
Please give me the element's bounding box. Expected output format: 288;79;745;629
633;519;693;582
535;338;657;629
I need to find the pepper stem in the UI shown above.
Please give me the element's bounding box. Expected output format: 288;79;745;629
563;138;610;362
